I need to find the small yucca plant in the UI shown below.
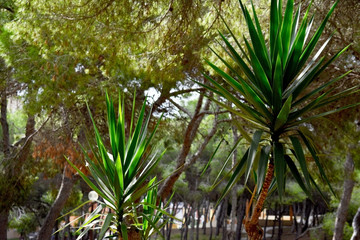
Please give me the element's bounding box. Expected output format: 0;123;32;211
141;182;173;239
199;0;360;239
67;93;169;240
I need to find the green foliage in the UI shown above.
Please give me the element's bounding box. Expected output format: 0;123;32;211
6;0;219;85
66;92;171;239
309;226;327;240
9;213;38;238
141;184;174;239
0;0;14;25
329;186;360;219
323;212;353;240
42;186;83;211
283;181;307;204
322;176;360;240
7;106;27;144
64;188;83;211
172;173;189;195
201;0;359;203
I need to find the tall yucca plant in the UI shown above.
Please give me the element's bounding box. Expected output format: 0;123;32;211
199;0;359;239
67;93;166;240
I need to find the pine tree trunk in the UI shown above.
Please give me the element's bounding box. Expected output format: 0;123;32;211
277;204;283;240
54;219;59;240
229;190;237;240
301;199;312;233
66;215;72;240
333;151;355;240
209;203;218;240
196;202;200;240
216;200;225;236
202;199;210;235
36;169;76;240
292;203;298;235
245;161;274;240
158;96;213;200
229;126;239;240
189;203;195;240
166;202;176;240
271;205;277;239
299;201;305;233
184;210;189;240
312;205;317;227
1;86;35;240
1;87;10;158
235;197;245;240
182;205;188;240
222;199;228;240
263;209;269;240
351;207;360;240
0;87;9;240
0;209;9;240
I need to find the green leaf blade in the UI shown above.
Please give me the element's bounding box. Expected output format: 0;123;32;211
245;130;263;184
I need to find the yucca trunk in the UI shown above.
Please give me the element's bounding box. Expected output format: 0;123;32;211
118;229;141;240
244;160;274;240
201;0;356;239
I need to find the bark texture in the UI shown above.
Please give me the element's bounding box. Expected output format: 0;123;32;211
0;209;9;240
244;161;274;240
0;86;35;240
235;197;245;240
230;126;239;240
333;151;355;240
351;207;360;240
119;228;141;240
1;88;10;157
158;95;218;199
0;87;10;240
36;169;77;240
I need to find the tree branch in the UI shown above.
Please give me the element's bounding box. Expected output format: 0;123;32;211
2;113;52;166
184;107;219;168
51;0;115;21
158;94;209;199
200;110;229;115
168;98;192;117
0;5;14;13
169;88;205;97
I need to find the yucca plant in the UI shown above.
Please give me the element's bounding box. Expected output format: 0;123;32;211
140;182;174;239
66;93;168;240
198;0;360;239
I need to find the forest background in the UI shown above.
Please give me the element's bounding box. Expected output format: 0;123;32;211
0;0;359;239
